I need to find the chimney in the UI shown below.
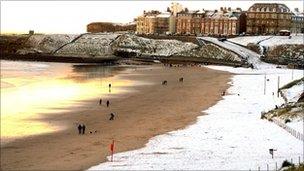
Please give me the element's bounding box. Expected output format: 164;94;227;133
228;7;231;11
220;7;223;11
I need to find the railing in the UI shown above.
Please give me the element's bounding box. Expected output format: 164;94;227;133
272;118;304;141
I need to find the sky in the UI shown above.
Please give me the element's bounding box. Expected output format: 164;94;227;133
1;1;303;34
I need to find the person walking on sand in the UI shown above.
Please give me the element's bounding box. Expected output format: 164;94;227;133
99;99;102;105
77;124;82;134
109;113;115;120
106;100;110;107
82;124;86;134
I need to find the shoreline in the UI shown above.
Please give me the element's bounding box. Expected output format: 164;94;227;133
1;64;232;170
0;53;119;64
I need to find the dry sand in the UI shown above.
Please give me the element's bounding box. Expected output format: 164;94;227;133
1;65;231;170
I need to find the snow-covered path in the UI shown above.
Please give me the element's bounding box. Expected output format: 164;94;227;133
197;37;273;69
89;66;303;170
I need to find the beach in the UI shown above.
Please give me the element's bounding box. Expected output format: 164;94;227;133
1;64;231;170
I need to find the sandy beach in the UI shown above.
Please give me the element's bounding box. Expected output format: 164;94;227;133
1;64;231;170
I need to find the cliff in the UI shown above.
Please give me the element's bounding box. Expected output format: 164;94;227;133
0;33;243;65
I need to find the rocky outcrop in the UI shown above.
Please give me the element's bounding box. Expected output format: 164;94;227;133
0;33;246;66
262;44;304;67
176;44;242;62
111;34;198;57
54;33;120;57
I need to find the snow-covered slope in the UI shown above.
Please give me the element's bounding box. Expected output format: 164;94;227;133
19;34;78;54
228;34;303;47
89;67;303;170
281;80;304;103
260;35;303;47
197;37;274;69
178;44;242;62
228;36;272;46
55;33;120;57
112;34;198;57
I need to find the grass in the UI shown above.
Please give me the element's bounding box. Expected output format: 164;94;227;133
284;163;304;171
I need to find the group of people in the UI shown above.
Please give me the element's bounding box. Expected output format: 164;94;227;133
77;124;86;135
99;98;116;120
76;83;115;135
99;99;110;107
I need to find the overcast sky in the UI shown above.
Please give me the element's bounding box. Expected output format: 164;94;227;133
1;1;303;34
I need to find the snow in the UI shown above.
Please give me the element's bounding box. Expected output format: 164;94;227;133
197;37;274;69
228;35;304;47
228;36;272;46
156;13;171;18
287;120;304;134
56;33;120;57
260;35;304;47
24;34;79;53
114;34;198;57
281;82;304;103
89;66;303;170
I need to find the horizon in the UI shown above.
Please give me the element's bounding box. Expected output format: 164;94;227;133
1;0;303;34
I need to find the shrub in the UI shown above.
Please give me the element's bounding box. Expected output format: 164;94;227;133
281;160;294;168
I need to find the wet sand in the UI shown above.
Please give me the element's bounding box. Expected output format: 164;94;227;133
1;65;231;170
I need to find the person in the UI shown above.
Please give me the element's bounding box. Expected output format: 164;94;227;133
99;99;102;105
77;124;82;134
82;124;86;134
106;100;110;107
109;113;115;120
109;83;111;89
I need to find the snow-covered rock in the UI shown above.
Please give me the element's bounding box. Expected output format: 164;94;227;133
112;34;198;57
55;33;120;57
21;34;78;53
178;44;242;62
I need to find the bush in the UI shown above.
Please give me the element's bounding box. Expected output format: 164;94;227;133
282;160;294;168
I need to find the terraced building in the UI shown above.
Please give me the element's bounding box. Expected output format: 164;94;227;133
246;3;292;35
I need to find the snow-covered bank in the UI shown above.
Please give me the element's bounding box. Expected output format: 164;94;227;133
197;37;273;69
226;35;304;67
89;66;303;170
228;34;303;47
281;80;304;103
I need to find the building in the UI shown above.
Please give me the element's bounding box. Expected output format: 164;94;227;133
136;11;170;35
176;10;205;35
291;8;304;33
168;2;184;34
201;7;246;36
87;22;136;33
246;3;292;35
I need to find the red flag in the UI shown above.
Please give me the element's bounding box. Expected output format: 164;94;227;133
110;140;115;162
110;140;114;152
